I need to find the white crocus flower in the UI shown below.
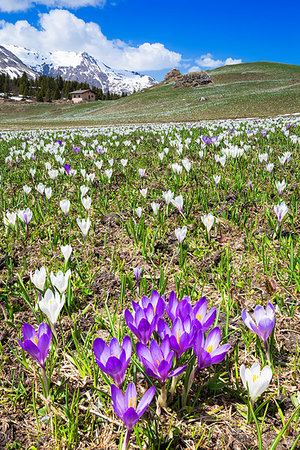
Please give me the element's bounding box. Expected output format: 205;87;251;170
23;185;31;195
4;211;17;227
39;288;65;326
108;158;114;167
172;195;184;212
213;175;221;185
30;168;36;178
140;188;148;198
95;160;103;170
240;362;272;404
120;158;128;167
175;226;187;244
182;158;192;172
30;266;46;291
265;163;274;173
60;199;70;216
274;201;288;222
36;183;45;195
135;207;142;219
77;217;91;238
151;202;160;217
17;208;33;225
61;244;72;262
50;269;71;294
162;190;174;205
138;168;146;177
81;196;92;212
105;168;113;181
80;185;89;198
201;213;215;232
45;187;52;200
275;179;286;196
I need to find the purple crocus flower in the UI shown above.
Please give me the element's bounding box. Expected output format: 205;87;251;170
136;336;187;384
73;147;81;153
125;303;157;345
133;290;165;319
64;164;71;175
111;382;155;448
133;267;142;287
191;297;217;332
157;316;196;359
93;336;132;388
193;327;231;373
166;291;192;321
242;303;275;345
17;322;52;369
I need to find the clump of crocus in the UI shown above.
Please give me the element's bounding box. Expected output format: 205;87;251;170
242;303;275;362
136;336;186;410
125;291;165;344
93;336;132;388
111;382;155;450
17;323;52;396
157;316;196;359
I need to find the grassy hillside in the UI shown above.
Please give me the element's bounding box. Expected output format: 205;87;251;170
1;61;300;128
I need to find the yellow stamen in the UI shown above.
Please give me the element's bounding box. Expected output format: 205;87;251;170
253;374;258;383
129;398;136;409
34;336;38;346
206;345;213;354
177;331;180;344
153;305;156;314
196;313;202;322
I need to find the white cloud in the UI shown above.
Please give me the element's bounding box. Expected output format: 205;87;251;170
195;53;242;69
0;0;105;12
188;65;201;73
0;9;182;71
225;57;242;65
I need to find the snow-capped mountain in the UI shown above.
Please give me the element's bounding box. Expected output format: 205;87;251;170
2;44;157;94
0;46;36;80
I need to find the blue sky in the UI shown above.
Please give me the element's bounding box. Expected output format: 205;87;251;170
0;0;299;80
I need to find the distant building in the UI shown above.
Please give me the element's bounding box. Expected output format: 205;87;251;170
70;89;95;103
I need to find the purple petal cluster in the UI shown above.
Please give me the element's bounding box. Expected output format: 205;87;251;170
158;316;196;359
125;290;165;344
136;336;186;384
166;291;217;331
17;322;52;369
93;336;132;388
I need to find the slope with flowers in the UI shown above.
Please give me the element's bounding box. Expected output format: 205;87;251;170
0;61;300;128
0;117;300;448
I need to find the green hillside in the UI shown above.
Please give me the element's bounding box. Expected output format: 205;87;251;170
1;61;300;128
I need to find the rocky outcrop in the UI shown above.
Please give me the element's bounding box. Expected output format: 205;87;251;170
164;68;181;81
174;71;212;88
164;68;212;88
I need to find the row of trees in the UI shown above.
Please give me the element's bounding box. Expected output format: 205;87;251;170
0;72;127;101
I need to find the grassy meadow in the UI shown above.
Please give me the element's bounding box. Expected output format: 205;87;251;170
0;62;300;128
0;116;299;449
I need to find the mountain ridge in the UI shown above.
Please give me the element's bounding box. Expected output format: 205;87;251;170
0;44;157;95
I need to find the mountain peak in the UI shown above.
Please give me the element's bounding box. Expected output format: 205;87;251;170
1;44;157;94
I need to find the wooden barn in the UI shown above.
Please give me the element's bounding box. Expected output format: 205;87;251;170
70;89;96;103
